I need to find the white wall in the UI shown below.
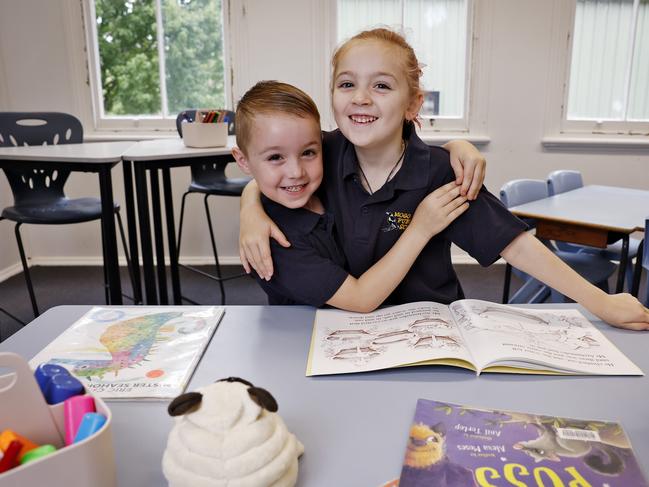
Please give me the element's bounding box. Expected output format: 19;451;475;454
0;0;647;278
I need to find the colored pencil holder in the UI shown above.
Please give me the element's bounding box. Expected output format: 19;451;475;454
182;122;228;148
0;352;115;486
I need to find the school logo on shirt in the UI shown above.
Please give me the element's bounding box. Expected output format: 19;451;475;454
382;211;412;232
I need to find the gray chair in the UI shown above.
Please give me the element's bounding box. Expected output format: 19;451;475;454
500;179;617;304
175;110;251;304
547;169;640;290
0;112;136;318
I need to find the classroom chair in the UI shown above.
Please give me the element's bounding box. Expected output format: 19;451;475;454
547;169;640;289
0;112;136;318
500;179;617;304
631;218;648;306
175;110;251;304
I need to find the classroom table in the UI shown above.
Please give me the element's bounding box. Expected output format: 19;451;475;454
121;138;236;306
509;185;649;293
0;142;136;305
1;304;648;486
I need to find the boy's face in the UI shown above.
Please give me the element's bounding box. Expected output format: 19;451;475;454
233;113;323;209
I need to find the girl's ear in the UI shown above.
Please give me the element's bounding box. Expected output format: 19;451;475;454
405;92;424;122
232;146;252;175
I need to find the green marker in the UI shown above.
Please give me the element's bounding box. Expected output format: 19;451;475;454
19;444;57;464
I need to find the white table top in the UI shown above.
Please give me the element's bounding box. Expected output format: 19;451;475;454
509;185;649;233
121;137;235;161
0;141;135;163
3;304;649;486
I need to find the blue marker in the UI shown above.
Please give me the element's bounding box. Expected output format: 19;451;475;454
73;413;107;443
34;363;70;395
44;373;84;404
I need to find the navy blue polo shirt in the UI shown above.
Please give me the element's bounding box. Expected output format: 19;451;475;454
254;195;349;306
321;128;528;305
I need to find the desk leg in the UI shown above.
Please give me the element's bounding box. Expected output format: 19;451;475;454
122;160;143;304
162;168;182;304
615;235;630;294
134;164;158;304
98;166;122;304
149;169;169;304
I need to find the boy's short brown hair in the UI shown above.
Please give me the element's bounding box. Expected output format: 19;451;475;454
235;81;321;153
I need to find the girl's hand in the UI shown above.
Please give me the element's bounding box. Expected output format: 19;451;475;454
410;181;469;240
594;294;649;331
239;206;290;280
444;140;486;200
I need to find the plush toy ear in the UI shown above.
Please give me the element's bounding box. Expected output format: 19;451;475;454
168;391;203;416
217;376;254;388
248;387;278;412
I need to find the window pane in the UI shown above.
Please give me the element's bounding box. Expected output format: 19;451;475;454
567;0;634;121
627;0;649;120
161;0;225;116
337;0;468;118
95;0;162;116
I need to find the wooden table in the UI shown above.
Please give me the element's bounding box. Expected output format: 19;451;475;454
121;138;236;305
509;185;649;293
0;142;135;305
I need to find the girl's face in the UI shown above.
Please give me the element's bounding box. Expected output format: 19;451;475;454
332;40;421;152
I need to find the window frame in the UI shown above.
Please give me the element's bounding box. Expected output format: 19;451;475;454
82;0;232;133
544;0;649;146
329;0;484;137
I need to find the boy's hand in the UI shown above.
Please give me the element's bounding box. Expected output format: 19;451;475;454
239;207;290;280
594;294;649;331
444;140;486;200
410;181;469;239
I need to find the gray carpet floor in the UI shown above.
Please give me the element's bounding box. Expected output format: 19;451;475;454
0;263;638;342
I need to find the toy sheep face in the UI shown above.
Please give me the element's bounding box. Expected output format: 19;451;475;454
167;377;278;433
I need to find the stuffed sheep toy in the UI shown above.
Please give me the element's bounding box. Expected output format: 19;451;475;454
162;377;304;487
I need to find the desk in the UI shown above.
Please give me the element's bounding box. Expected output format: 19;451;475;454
509;185;649;293
1;305;648;485
121;138;236;305
0;142;135;305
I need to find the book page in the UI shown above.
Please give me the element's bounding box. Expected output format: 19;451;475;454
449;300;642;375
306;302;475;376
29;306;224;399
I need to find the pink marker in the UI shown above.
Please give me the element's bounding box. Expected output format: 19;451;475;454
64;395;96;445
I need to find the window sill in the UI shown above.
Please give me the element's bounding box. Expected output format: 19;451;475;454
542;135;649;150
419;133;491;147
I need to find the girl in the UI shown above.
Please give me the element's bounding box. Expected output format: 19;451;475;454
241;28;649;330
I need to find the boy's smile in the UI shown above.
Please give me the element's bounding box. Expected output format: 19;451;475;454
233;113;323;211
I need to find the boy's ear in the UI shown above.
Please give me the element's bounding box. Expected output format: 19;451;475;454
406;92;424;122
232;146;252;175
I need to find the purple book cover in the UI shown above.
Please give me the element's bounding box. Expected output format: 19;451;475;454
398;399;648;487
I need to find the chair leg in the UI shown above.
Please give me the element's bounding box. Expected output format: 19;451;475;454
100;224;110;305
15;223;39;317
204;195;226;305
176;191;191;260
502;263;512;303
115;210;140;304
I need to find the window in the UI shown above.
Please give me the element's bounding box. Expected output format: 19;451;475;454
85;0;227;130
564;0;649;132
337;0;471;131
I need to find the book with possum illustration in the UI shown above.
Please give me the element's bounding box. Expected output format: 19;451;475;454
29;306;224;399
306;300;642;376
398;399;648;487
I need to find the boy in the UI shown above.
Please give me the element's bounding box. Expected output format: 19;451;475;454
232;81;469;311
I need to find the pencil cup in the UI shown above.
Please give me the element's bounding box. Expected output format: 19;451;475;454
182;122;228;148
0;352;115;487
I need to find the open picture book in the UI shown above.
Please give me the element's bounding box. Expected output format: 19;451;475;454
29;306;224;399
306;300;642;376
397;399;648;486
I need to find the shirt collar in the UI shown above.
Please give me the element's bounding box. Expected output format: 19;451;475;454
261;194;324;234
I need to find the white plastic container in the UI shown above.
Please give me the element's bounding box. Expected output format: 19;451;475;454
0;352;116;487
182;122;228;148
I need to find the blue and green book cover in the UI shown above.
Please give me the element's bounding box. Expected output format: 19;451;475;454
399;399;648;487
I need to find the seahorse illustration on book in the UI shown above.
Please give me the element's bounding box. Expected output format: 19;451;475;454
50;311;182;379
